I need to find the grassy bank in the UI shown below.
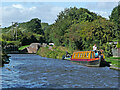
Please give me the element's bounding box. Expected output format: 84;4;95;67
37;46;72;59
37;46;120;71
106;57;120;70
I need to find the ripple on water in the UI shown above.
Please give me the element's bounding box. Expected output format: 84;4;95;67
1;54;120;88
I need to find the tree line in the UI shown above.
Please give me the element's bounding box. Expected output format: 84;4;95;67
1;5;120;57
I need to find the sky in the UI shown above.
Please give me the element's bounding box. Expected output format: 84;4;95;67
0;1;118;28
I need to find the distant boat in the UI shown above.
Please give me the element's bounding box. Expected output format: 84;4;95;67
71;50;111;67
62;55;71;60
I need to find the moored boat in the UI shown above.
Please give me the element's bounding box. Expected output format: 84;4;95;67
62;51;71;60
71;50;110;67
62;55;71;60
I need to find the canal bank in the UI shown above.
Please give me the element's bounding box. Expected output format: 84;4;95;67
1;54;119;89
106;57;120;71
37;46;120;70
37;46;72;60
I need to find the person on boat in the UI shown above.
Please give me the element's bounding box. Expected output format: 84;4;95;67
93;44;97;51
93;44;99;58
95;50;98;58
99;49;104;59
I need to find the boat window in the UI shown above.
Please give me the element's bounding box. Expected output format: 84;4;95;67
87;53;89;58
74;54;76;58
93;52;95;58
91;53;92;59
78;53;79;57
82;53;84;58
85;53;86;57
80;53;82;58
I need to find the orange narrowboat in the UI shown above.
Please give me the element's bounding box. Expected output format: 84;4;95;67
71;51;110;67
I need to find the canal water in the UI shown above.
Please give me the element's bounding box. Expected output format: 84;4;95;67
0;54;119;88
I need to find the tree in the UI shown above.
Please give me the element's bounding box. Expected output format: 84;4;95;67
110;5;120;40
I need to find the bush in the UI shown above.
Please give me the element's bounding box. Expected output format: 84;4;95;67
7;41;21;46
116;42;120;48
104;43;113;57
37;46;72;59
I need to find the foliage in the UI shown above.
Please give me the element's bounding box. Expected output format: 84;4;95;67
1;40;7;47
6;41;21;46
44;25;53;43
18;45;30;50
109;5;120;40
104;42;113;57
116;42;120;48
47;7;117;53
37;46;72;59
110;5;120;24
50;7;99;46
1;6;119;58
41;23;49;30
2;18;45;46
18;18;44;34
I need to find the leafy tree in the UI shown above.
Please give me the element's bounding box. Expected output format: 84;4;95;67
110;5;120;40
50;7;101;46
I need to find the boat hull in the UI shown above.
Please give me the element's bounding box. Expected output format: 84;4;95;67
71;58;100;67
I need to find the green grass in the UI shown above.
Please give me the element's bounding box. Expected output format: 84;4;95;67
19;45;30;50
37;46;72;59
109;57;120;59
106;57;120;68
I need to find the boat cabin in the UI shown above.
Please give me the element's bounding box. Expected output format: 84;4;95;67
71;51;105;60
71;51;95;60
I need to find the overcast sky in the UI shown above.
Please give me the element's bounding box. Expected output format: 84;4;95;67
0;2;118;28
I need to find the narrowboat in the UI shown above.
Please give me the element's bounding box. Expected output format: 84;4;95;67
71;51;110;67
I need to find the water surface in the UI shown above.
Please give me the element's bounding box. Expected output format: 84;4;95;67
0;54;119;88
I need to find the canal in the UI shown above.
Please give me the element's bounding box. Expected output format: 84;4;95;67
0;54;120;88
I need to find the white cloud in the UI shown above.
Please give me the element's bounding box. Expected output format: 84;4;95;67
1;4;64;27
86;2;118;11
90;10;110;19
1;2;117;28
12;4;24;9
29;7;36;10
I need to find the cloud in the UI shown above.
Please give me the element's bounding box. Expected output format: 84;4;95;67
1;4;64;27
86;2;118;11
29;7;36;10
90;10;110;19
1;2;118;28
86;2;118;19
12;4;24;9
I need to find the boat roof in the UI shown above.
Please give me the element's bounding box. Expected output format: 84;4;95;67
73;51;93;53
